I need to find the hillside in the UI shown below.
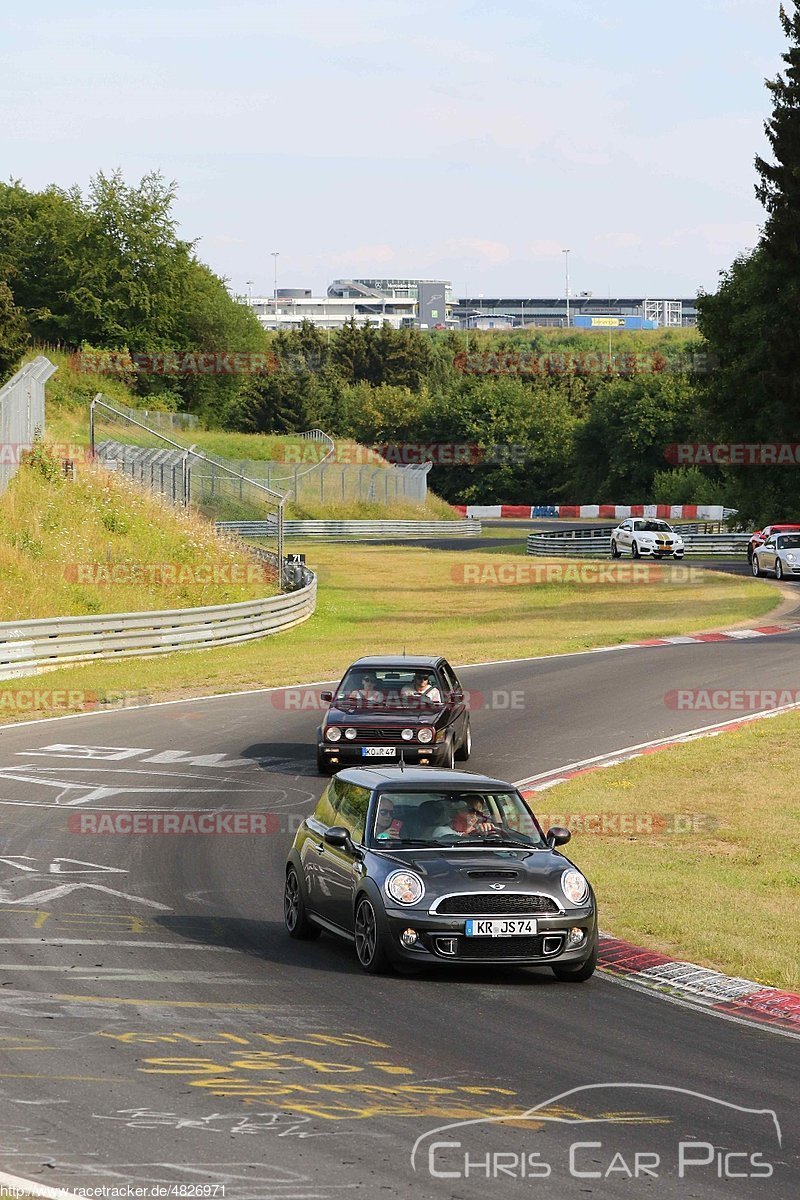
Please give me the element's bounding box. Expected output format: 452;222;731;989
0;443;275;622
39;350;458;521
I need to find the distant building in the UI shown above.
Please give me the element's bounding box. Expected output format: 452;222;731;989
455;296;696;328
245;289;418;331
240;282;697;332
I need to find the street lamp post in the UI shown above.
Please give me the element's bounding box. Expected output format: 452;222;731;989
271;252;279;330
562;249;570;326
246;279;254;304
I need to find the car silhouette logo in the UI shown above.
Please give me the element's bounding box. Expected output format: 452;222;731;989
489;883;506;890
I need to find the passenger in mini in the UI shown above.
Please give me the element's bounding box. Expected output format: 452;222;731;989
374;798;403;840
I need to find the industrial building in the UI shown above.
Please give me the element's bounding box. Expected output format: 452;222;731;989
242;281;698;332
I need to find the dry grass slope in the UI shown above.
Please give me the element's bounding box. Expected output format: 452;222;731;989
0;448;275;622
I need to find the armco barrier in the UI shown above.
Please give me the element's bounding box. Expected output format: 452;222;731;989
216;518;482;539
456;504;735;521
527;531;751;557
0;567;316;681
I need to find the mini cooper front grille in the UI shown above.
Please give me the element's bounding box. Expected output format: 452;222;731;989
435;893;560;916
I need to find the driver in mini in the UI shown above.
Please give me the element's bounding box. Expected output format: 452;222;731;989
451;796;497;835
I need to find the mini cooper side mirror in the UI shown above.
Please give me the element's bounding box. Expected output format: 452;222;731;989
546;826;571;847
320;691;333;703
324;826;352;850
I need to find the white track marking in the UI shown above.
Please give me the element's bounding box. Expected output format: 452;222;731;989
514;700;800;789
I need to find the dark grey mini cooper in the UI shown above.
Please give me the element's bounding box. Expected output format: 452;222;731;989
284;767;598;979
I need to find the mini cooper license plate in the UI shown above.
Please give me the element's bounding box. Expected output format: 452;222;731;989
465;918;538;937
362;747;396;758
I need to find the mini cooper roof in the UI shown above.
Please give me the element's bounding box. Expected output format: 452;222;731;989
333;766;515;792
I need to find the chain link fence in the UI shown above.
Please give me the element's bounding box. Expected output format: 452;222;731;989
0;356;58;494
90;396;287;570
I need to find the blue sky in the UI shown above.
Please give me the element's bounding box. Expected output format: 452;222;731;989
1;0;786;297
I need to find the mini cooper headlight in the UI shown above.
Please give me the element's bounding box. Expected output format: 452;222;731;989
325;726;342;742
417;727;434;743
385;871;424;905
344;727;357;740
401;728;415;741
561;869;589;905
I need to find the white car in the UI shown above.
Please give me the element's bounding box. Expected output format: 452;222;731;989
610;518;685;560
751;533;800;580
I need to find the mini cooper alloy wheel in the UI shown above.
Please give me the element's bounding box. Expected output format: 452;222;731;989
354;898;390;973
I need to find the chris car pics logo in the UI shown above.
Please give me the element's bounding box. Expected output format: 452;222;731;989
411;1083;782;1188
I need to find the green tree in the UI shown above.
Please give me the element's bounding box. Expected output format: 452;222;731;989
698;2;800;523
0;280;30;380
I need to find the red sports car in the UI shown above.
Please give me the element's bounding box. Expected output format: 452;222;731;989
747;524;800;563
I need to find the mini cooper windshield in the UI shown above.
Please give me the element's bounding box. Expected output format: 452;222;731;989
369;790;546;850
335;667;445;711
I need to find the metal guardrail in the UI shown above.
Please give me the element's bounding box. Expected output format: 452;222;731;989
0;356;58;494
0;565;317;681
216;518;482;539
527;531;751;557
533;521;728;539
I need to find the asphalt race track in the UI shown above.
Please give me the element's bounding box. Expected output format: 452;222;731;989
0;634;799;1198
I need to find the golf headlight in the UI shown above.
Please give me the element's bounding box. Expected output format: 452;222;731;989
385;871;424;905
561;869;589;905
344;728;357;740
417;727;434;743
401;728;415;741
325;726;341;742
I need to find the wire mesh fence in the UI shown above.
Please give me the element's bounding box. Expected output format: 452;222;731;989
0;356;58;494
90;396;286;566
201;456;431;506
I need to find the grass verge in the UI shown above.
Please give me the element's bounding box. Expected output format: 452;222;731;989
0;541;778;722
542;710;800;991
0;449;275;621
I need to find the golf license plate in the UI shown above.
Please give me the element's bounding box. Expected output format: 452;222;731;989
362;747;396;758
465;918;538;937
